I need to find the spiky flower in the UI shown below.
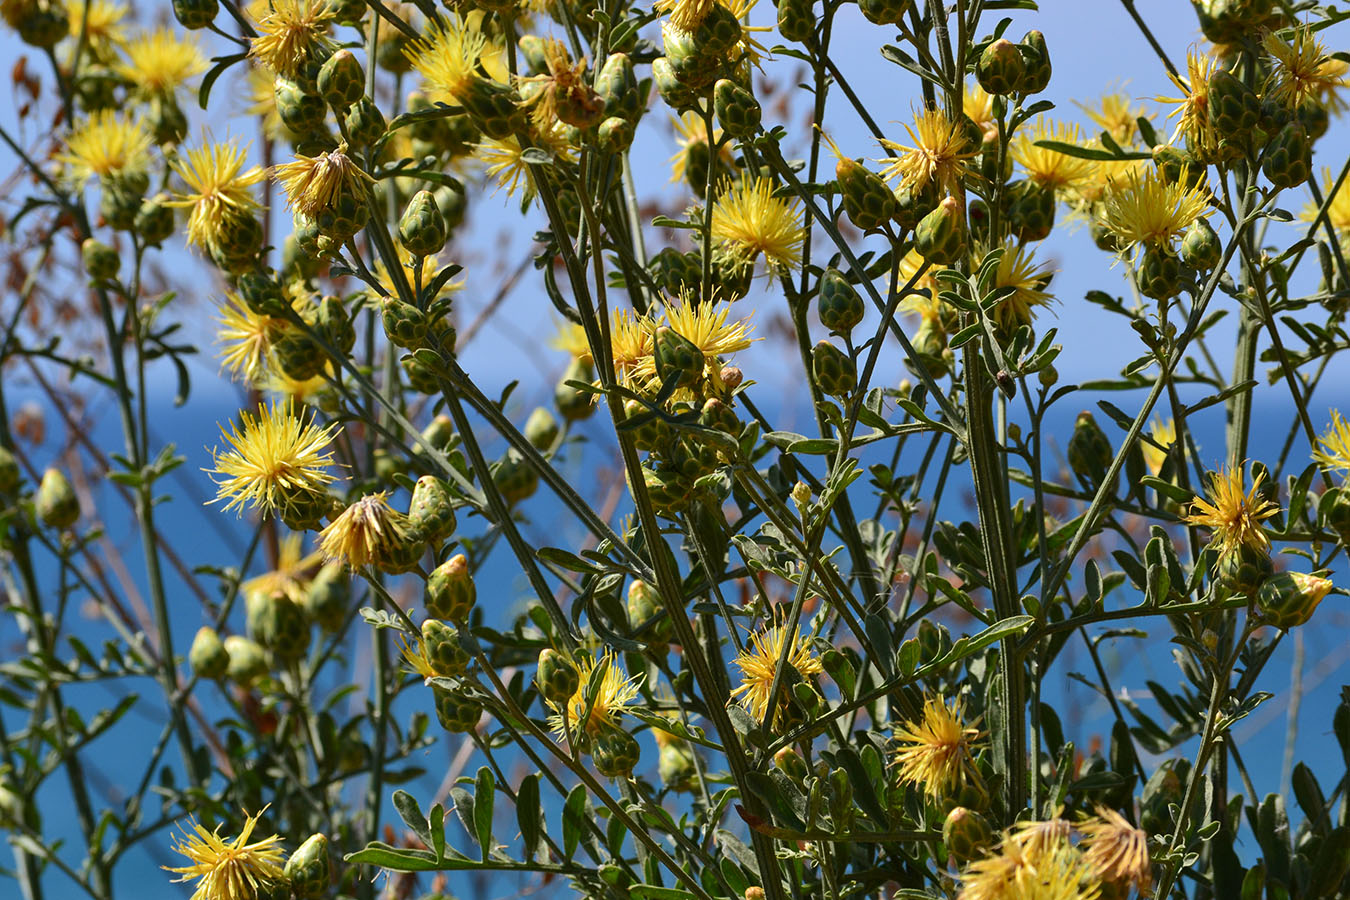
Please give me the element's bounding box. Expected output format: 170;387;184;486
710;176;807;272
628;297;754;390
1312;410;1350;478
1303;168;1350;235
405;15;488;104
1098;166;1211;249
163;808;286;900
1183;464;1280;554
1010;118;1098;194
318;493;412;569
250;0;336;77
244;65;288;140
877;106;978;195
168;139;266;253
1263;26;1344;109
397;632;438;683
1078;806;1152;896
611;308;655;378
1157;48;1220;154
115;27;207;96
893;695;981;799
477;127;577;198
669;112;733;187
215;294;288;385
241;533;321;605
273;144;372;218
57;109;152;181
655;0;717;31
958;830;1100;900
547;651;641;738
208;402;338;517
988;240;1054;328
1075;90;1150;144
729;621;823;722
68;0;127;63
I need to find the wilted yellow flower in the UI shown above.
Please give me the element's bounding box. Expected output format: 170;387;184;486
241;532;322;605
1157;48;1220;153
397;631;438;682
548;651;641;738
1075;90;1150;144
877;105;978;195
273;144;372;218
318;493;413;569
68;0;127;63
1312;410;1350;478
710;176;806;272
892;695;980;799
115;27;207;96
405;15;488;103
1078;806;1151;896
1263;26;1344;109
1009;118;1098;194
729;621;823;723
57;109;151;181
987;240;1054;328
1302;167;1350;234
168;138;266;253
250;0;335;77
1142;416;1176;476
1183;463;1280;555
208;402;338;517
163;808;285;900
1098;166;1211;249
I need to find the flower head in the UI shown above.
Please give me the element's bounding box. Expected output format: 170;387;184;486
729;620;823;723
398;631;438;682
250;0;336;77
1098;166;1211;250
964;83;996;141
656;0;717;31
1312;410;1350;478
893;695;981;799
1157;48;1220;153
245;64;288;140
168;138;266;254
987;240;1054;329
69;0;127;63
1075;90;1150;144
958;829;1099;900
163;807;286;900
710;176;806;272
318;493;413;569
208;402;338;517
1183;463;1280;555
116;27;207;96
1078;806;1151;896
1263;26;1344;109
548;651;641;738
57;110;152;181
241;532;322;605
628;298;754;390
405;15;488;104
215;294;291;385
1142;416;1176;476
1010;118;1098;194
477;127;576;199
877;105;978;195
610;308;655;377
273;144;372;217
669;112;733;186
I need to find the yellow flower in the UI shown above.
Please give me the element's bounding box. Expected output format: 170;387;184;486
1075;90;1150;144
244;65;288;141
710;176;806;272
877;105;978;195
397;631;438;682
1098;166;1211;250
273;144;372;218
68;0;127;63
318;493;413;569
1302;167;1350;235
548;651;641;738
551;321;590;359
1157;48;1220;154
1263;26;1344;109
370;244;458;300
208;402;338;517
168;138;266;254
669;112;733;187
728;621;823;723
1078;806;1152;896
1183;463;1280;555
1312;409;1350;478
241;532;323;605
959;830;1099;900
1009;118;1098;194
163;807;286;900
892;695;980;799
964;83;996;141
987;240;1054;329
57;109;151;181
115;27;207;96
629;298;755;389
405;15;488;104
477;127;577;199
215;294;290;385
610;307;654;377
1142;416;1176;476
897;246;942;299
250;0;335;77
656;0;717;31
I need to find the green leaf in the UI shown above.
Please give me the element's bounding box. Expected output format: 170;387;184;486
630;887;700;899
392;790;431;846
428;804;446;862
346;843;441;872
198;52;247;110
562;784;587;861
939;616;1034;665
473;766;494;861
1033;139;1150;161
517;774;542;862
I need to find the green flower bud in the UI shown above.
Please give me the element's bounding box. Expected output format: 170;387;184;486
812;340;856;398
536;648;579;704
1296;97;1329;142
518;35;549;74
835;156;896;232
892;180;938;232
1207;69;1260;144
690;2;744;55
0;446;19;495
172;0;218;30
433;684;482;732
284;833;333;900
662;25;721;93
189;626;230;680
774;746;809;781
857;0;908;25
943;807;994;864
421;618;469;677
1089;218;1120;253
399;190;447;257
328;0;365;25
591;721;641;777
1215;542;1273;596
1261;121;1312;189
652;56;698;111
458;76;527;140
914;196;968;265
278;486;331;532
596;53;641;122
315;189;368;244
627;579;672;648
135;194;176;246
408;475;456;544
622;399;668;452
100;174;145;231
36;468;79;528
713;78;761;138
597;116;635;153
414;415;455;457
777;0;814;43
246;591;311;661
493;450;539;505
556;357;598;421
381;296;429;349
643;463;693;516
273;323;326;380
223;635;268;687
1151;145;1202;186
977;39;1025;96
1066;411;1114;493
75;67;121;113
318;49;364;109
1135;244;1183;300
818;267;864;334
650;247;702;296
345;96;386;148
302;562;349;631
1007;179;1054;242
274;75;327;134
525;407;560;451
237;272;289;317
1179;218;1221;271
657;736;698;791
1256;571;1332;629
15;0;68;48
654;326;705;388
426;553;475;621
82;238;120;280
1016;30;1051;95
910;320;949;378
151;94;188;146
314;294;353;356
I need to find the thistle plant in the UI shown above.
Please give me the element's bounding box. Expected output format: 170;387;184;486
4;1;1350;900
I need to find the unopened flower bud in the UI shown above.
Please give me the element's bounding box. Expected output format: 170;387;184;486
426;553;475;621
1016;30;1051;95
525;407;560;451
318;49;364;109
977;39;1024;96
408;476;456;544
714;78;761;137
943;807;994;863
399;190;447;257
421;618;470;676
812;341;856;398
536;648;579;704
189;626;230;679
835;156;896;232
36;468;79;529
1180;218;1221;272
82;238;120;280
914;196;967;265
1066;411;1113;492
223;635;268;687
285;833;333;899
1261;122;1312;189
172;0;217;29
1256;571;1332;629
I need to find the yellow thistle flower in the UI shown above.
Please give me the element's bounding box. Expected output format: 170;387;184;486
1006;816;1073;857
1263;26;1344;110
1098;166;1211;250
208;402;338;517
1009;118;1099;194
988;240;1054;329
405;15;489;104
369;244;459;300
959;831;1099;900
250;0;335;77
1302;167;1350;235
1183;463;1280;555
892;695;981;799
547;651;641;738
611;307;655;377
163;807;286;900
877;105;978;195
57;109;151;181
1075;90;1150;144
964;83;996;141
68;0;127;63
1142;416;1176;476
629;297;754;389
241;532;322;605
215;294;290;386
397;631;438;682
1078;806;1152;896
273;144;373;218
897;246;942;299
1157;47;1220;153
115;27;207;96
723;0;772;69
168;138;266;254
262;367;330;402
669;112;733;186
318;493;413;569
551;320;591;359
477;127;577;199
728;621;824;723
1065;157;1148;211
1312;409;1350;478
655;0;717;31
710;176;806;272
